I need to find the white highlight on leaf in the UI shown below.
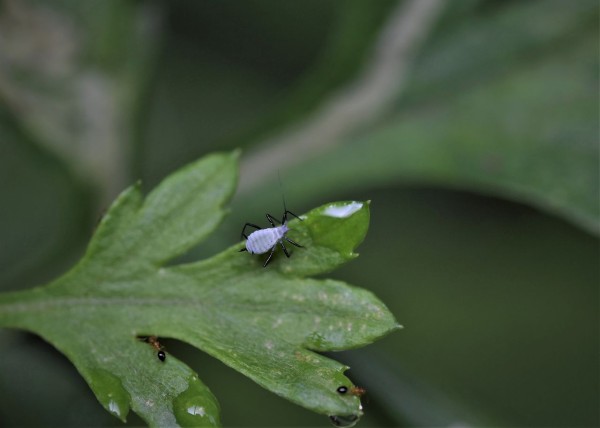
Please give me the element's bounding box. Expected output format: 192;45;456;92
323;202;363;218
108;400;120;416
187;405;206;417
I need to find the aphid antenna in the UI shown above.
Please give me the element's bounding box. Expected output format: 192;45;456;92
277;170;288;216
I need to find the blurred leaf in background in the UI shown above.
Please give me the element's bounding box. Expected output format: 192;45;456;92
0;0;598;426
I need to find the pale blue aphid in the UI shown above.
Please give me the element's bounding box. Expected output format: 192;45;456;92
239;209;303;267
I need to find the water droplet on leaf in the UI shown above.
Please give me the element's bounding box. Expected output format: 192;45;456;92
86;369;130;422
329;414;360;427
323;202;363;218
173;375;220;427
187;405;206;416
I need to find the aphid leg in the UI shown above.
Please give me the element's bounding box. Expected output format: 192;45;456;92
280;241;290;258
283;210;302;223
266;213;279;227
263;245;277;267
285;237;303;248
241;223;261;240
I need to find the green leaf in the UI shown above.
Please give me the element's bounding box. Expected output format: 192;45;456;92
0;151;397;426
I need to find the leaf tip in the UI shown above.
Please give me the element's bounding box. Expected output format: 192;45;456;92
86;369;131;423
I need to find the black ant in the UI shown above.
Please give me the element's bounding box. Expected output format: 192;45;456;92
139;336;166;362
336;385;366;397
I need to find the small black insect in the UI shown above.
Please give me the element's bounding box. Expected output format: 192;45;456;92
140;336;167;362
336;385;366;397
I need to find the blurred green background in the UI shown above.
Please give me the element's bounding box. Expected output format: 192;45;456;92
0;0;598;426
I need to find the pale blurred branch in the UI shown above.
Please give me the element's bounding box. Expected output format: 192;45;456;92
239;0;446;194
0;0;162;206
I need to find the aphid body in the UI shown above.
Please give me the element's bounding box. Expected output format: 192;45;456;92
239;211;303;267
246;224;289;255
